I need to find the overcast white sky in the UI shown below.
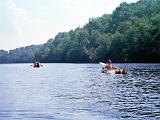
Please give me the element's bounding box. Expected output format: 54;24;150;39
0;0;138;50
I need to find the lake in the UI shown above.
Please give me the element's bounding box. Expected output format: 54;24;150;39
0;63;159;120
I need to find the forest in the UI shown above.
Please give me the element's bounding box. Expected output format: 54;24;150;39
0;45;41;63
0;0;160;63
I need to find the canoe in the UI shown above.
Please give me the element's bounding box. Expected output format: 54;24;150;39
33;65;41;68
31;64;43;68
101;68;128;74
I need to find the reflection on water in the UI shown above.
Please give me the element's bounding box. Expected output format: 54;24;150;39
0;63;159;120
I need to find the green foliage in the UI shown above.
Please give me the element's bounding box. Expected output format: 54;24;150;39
0;50;8;63
0;0;159;63
34;0;160;63
0;45;41;63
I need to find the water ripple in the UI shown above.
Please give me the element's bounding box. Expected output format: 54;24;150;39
0;63;159;120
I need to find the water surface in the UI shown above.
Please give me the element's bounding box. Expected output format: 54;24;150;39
0;63;159;120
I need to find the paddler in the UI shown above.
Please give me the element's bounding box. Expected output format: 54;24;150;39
105;59;113;71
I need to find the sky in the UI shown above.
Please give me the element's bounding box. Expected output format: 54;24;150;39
0;0;138;50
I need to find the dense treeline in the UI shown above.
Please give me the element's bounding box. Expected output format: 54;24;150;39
35;0;160;63
0;45;41;63
0;0;160;63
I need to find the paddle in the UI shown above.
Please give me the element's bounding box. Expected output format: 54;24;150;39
99;62;120;70
99;62;107;66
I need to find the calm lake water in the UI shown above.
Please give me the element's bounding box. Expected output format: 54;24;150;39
0;63;159;120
